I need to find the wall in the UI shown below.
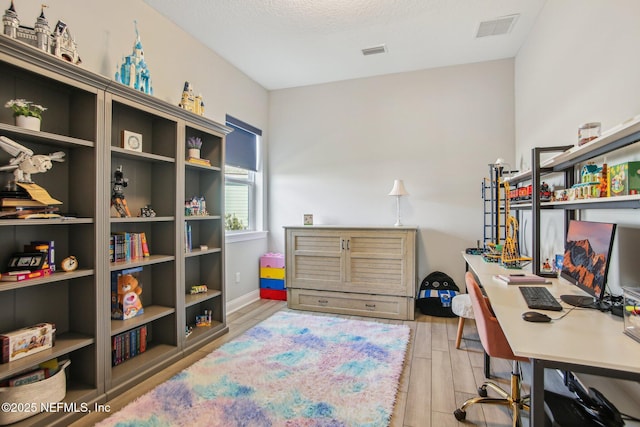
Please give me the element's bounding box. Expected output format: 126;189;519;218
515;0;640;293
9;0;270;307
268;59;515;289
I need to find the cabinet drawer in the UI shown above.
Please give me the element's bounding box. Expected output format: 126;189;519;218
288;288;414;320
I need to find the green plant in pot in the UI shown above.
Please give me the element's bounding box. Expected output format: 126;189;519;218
5;99;46;131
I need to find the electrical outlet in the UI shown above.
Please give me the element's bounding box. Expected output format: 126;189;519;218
235;272;241;283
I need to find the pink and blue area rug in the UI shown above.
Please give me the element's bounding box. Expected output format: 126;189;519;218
97;310;410;427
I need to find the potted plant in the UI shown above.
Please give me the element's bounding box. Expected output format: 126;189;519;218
186;136;202;159
5;99;47;131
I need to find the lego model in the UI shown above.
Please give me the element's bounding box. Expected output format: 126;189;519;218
111;165;131;218
0;136;65;183
2;1;81;64
115;21;153;95
178;82;205;116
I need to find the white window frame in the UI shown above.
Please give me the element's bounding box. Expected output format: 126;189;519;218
225;134;265;243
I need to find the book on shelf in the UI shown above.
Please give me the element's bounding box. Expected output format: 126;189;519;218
0;268;52;282
112;324;147;366
25;240;55;272
494;274;551;284
110;232;150;262
186;157;211;166
1;198;46;208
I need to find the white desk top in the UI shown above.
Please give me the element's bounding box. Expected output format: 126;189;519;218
464;253;640;376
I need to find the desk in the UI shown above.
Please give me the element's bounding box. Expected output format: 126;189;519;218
463;253;640;427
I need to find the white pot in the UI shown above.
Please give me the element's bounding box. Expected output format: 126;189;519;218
15;115;41;131
188;148;200;159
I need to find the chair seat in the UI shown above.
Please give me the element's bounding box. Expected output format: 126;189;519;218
452;294;474;319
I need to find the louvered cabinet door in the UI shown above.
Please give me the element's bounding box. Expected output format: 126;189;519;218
286;229;345;291
345;231;414;297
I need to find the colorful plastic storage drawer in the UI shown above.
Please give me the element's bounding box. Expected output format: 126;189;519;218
260;288;287;301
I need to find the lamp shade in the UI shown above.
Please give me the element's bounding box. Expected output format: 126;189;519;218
388;179;409;196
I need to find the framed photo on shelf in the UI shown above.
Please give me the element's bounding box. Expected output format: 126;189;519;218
121;130;143;152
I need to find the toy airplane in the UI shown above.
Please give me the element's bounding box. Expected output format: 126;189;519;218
0;136;65;183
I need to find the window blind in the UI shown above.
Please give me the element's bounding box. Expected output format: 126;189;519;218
225;115;261;172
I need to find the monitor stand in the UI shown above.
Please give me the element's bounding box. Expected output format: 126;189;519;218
560;295;597;308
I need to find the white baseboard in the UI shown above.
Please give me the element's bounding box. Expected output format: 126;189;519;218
226;289;261;314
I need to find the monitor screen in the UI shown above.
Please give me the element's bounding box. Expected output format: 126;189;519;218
560;220;616;306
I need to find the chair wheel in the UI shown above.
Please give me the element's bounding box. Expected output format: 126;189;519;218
453;409;467;421
454;408;467;421
478;386;488;397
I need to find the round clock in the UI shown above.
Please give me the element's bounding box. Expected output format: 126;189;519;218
61;256;78;272
127;134;141;150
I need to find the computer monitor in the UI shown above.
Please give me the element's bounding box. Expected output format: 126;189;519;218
560;220;617;308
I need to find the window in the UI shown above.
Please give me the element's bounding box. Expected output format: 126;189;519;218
225;115;261;233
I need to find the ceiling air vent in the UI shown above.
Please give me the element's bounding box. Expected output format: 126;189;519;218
362;44;387;56
476;14;519;38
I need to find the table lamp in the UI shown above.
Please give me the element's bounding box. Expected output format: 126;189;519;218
388;179;409;226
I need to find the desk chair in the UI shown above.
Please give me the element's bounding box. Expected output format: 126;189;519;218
454;272;530;427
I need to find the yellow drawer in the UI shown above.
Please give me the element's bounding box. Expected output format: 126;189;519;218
260;267;285;279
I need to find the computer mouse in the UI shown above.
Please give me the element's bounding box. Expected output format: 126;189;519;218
522;311;552;322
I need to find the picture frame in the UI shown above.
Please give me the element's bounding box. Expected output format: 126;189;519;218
303;214;313;226
121;130;143;152
7;252;47;272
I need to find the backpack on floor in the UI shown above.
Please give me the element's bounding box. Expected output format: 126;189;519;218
416;271;459;317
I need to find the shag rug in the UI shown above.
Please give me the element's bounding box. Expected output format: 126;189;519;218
97;310;410;427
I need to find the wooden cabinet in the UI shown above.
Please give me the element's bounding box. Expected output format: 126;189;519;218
285;226;417;320
0;36;230;426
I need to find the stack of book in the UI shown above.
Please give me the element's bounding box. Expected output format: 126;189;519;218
0;240;55;282
0;197;58;218
186;157;211;166
111;325;147;366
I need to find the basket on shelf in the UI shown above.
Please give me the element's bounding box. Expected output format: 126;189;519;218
0;360;70;425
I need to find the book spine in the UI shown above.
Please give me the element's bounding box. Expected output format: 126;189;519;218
140;232;150;257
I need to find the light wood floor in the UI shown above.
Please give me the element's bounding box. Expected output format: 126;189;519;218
71;299;529;427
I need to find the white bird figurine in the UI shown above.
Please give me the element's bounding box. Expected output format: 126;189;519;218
0;136;65;183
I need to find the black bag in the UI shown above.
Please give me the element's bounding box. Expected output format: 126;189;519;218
416;271;459;317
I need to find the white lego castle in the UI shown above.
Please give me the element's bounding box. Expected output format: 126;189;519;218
2;1;81;65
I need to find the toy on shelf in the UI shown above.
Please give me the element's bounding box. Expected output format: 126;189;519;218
484;181;531;269
111;165;131;218
190;284;208;295
0;136;65;184
111;267;144;320
115;20;153;95
185;196;208;216
178;82;204;116
139;205;156;217
2;2;81;65
195;309;212;327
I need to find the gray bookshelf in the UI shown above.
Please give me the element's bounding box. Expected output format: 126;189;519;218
0;36;230;426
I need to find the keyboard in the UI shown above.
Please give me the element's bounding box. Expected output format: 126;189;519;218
519;286;563;311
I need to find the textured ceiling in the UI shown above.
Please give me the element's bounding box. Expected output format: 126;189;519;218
144;0;547;90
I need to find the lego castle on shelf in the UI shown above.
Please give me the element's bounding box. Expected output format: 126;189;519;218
2;1;81;64
178;81;205;116
115;21;153;95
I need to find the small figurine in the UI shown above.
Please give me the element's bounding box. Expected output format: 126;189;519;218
140;205;156;217
0;136;65;183
111;165;131;217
